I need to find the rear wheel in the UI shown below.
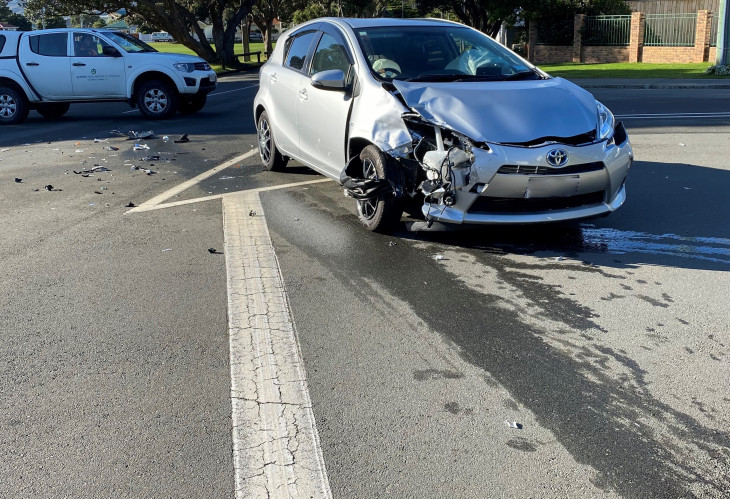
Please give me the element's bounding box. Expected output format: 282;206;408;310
257;111;288;171
179;95;206;114
136;80;178;119
356;145;404;232
36;102;70;120
0;86;29;125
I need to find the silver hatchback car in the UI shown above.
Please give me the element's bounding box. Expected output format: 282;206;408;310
254;18;633;232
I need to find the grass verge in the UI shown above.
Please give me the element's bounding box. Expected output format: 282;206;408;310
151;41;268;73
537;62;721;79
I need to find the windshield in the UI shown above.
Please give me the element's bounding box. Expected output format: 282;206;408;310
353;25;539;82
105;32;157;53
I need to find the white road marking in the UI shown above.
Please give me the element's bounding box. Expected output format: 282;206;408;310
617;112;730;120
126;150;258;212
224;191;332;498
127;179;331;214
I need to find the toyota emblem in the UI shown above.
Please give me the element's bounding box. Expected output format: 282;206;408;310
546;149;569;167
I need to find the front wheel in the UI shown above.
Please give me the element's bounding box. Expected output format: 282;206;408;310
257;111;288;171
356;145;404;232
179;95;206;114
0;86;29;125
36;102;70;120
136;80;178;119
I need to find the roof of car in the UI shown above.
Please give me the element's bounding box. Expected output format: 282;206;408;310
335;17;461;29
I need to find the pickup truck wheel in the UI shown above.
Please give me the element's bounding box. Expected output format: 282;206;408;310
0;86;29;125
178;95;206;114
136;80;177;119
356;145;404;233
36;102;70;120
257;111;288;171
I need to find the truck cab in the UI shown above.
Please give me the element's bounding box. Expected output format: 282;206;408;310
0;28;216;124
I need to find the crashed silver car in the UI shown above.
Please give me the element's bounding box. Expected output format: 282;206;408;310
253;18;633;231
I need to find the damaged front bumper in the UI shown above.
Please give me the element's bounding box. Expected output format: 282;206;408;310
421;123;633;225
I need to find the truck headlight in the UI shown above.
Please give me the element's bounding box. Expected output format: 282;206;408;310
174;63;195;73
597;101;615;141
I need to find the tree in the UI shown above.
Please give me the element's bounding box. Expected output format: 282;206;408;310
21;0;257;66
0;0;32;29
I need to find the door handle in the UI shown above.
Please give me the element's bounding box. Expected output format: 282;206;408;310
73;62;86;67
298;89;308;100
25;62;39;66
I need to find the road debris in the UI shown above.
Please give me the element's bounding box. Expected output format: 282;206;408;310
125;202;136;207
162;248;172;252
505;421;523;429
208;248;222;254
133;143;150;151
105;146;119;151
140;155;161;161
433;254;445;261
249;210;256;216
388;241;397;247
113;129;155;140
174;134;189;143
14;178;22;183
73;166;111;175
45;184;61;191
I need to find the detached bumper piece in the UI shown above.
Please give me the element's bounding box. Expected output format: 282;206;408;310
342;177;397;201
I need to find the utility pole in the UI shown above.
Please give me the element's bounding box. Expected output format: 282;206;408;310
718;0;729;65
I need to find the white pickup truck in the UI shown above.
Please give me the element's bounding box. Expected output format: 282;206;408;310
0;28;217;124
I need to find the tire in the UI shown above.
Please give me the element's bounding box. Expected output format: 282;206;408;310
36;102;70;120
0;85;29;125
179;95;206;114
136;80;178;119
257;111;288;171
356;145;404;232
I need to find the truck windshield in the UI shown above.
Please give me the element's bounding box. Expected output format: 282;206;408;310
105;32;157;53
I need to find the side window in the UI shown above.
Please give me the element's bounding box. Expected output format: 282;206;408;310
284;32;316;72
73;33;112;57
310;33;351;76
29;33;68;57
0;35;6;54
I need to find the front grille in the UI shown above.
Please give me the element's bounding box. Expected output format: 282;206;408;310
468;191;605;213
498;162;605;175
193;62;211;71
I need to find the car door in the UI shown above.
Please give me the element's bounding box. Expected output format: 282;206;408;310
266;28;319;159
70;32;126;98
19;32;74;99
297;28;355;177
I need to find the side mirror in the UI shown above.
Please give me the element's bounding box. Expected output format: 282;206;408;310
311;69;346;91
102;46;121;57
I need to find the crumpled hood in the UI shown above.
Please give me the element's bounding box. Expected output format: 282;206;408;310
392;77;599;144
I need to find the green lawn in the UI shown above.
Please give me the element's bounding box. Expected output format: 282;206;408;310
537;62;720;79
151;41;268;73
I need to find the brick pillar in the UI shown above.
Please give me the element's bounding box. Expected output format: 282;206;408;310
629;12;645;63
573;14;585;63
528;20;538;63
694;10;712;62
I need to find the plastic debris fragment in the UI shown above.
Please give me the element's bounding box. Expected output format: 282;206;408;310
133;143;150;151
434;254;445;261
388;241;397;247
14;178;22;183
249;210;256;216
505;421;523;429
105;146;119;151
125;202;135;207
208;248;222;254
174;134;189;143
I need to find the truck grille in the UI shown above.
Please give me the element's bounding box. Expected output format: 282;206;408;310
194;62;212;71
497;162;605;175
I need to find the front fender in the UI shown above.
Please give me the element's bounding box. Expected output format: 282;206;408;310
126;65;186;99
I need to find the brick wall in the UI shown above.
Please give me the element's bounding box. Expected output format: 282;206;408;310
533;46;573;64
527;10;715;64
582;47;631;63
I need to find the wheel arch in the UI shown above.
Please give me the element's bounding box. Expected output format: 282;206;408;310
0;77;31;101
131;71;179;102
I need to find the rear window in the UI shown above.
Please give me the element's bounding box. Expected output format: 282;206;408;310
0;35;5;54
29;33;68;57
285;31;316;71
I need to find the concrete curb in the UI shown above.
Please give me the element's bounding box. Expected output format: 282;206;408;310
567;78;730;90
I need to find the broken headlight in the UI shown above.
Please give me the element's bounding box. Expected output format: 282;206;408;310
597;101;615;141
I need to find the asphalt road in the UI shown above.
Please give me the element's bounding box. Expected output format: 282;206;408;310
1;75;729;497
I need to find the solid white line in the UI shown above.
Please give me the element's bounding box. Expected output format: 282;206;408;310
224;191;332;498
126;150;258;212
127;178;331;213
209;85;259;97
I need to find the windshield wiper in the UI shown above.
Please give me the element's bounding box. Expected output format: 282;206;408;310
503;70;540;81
400;74;468;82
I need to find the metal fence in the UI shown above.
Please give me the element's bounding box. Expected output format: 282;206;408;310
644;13;697;46
710;12;718;47
582;15;632;46
536;20;574;46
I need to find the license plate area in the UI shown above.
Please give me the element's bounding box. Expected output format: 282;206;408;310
525;175;580;198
